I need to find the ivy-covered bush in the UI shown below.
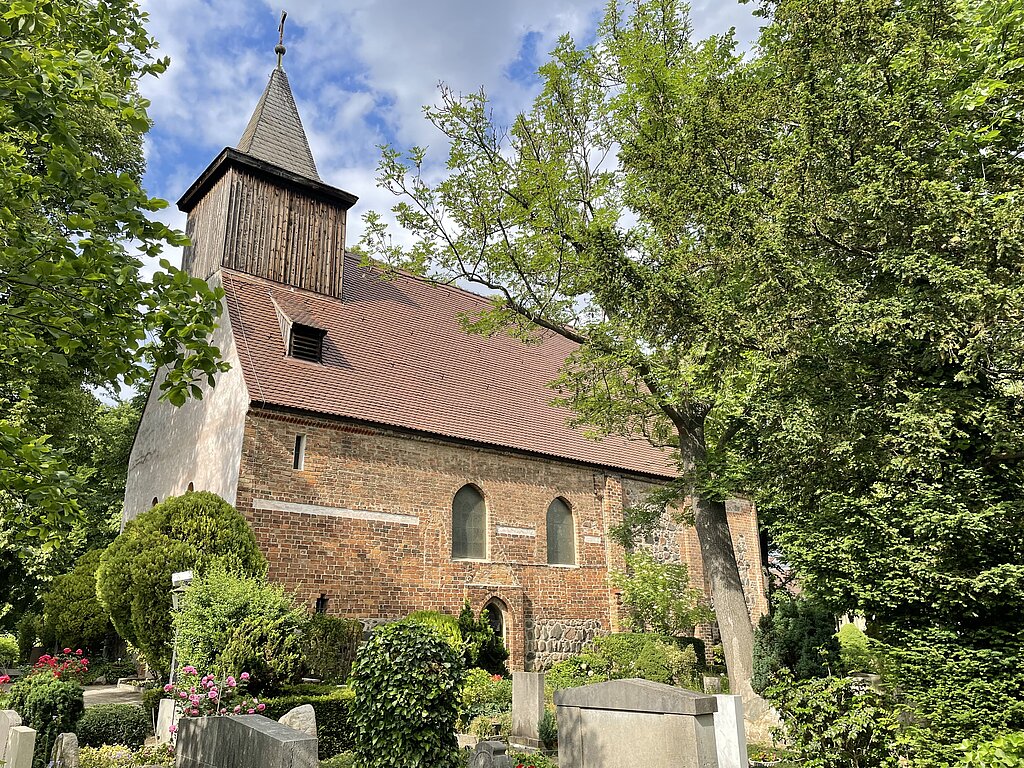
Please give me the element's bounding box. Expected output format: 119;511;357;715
766;675;903;768
0;633;18;668
96;492;265;675
174;567;307;694
41;549;115;654
76;703;150;748
7;673;84;768
460;668;512;728
262;686;355;759
958;732;1024;768
79;744;174;768
457;602;509;676
302;614;363;683
404;611;464;652
751;595;841;693
350;622;464;768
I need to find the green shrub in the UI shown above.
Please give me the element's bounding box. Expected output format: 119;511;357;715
468;711;512;742
76;703;150;748
319;754;356;768
79;744;174;768
590;633;699;687
16;612;40;662
96;491;265;675
404;611;464;652
42;549;116;655
460;667;512;728
544;653;610;695
959;732;1024;768
767;674;903;768
508;751;558;768
609;551;714;635
752;595;840;694
539;708;558;748
836;623;874;674
141;685;163;720
303;615;363;683
457;602;509;676
7;673;84;768
81;659;140;685
350;622;464;768
0;633;18;668
262;685;355;758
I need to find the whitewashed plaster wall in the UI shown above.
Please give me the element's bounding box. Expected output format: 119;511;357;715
122;274;249;521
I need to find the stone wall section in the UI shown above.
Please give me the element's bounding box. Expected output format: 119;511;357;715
526;618;606;670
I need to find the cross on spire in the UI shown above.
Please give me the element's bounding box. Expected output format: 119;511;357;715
275;11;287;68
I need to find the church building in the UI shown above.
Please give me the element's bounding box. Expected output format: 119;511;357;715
123;52;767;670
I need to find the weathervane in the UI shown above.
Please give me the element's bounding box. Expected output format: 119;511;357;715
275;11;287;68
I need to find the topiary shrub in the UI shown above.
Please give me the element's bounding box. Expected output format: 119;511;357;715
76;703;150;747
350;622;464;768
262;686;355;759
175;567;306;694
96;492;265;675
0;633;18;668
7;673;84;768
42;549;116;655
751;595;840;694
302;614;363;684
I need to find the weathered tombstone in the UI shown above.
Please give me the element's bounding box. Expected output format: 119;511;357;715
5;726;36;768
702;675;723;694
278;704;316;738
157;698;181;744
0;709;23;762
175;714;317;768
51;732;80;768
555;678;720;768
713;695;747;768
470;740;512;768
511;671;545;748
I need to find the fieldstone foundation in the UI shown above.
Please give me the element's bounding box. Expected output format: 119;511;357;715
525;618;604;670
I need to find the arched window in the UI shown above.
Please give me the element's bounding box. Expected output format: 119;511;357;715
452;485;486;559
546;497;575;565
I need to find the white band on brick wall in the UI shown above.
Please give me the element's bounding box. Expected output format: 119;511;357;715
496;525;536;537
584;535;602;544
254;498;419;526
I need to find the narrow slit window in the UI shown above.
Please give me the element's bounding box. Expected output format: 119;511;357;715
288;324;326;363
547;497;576;565
293;434;306;470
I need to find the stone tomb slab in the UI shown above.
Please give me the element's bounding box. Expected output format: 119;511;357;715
556;678;720;768
175;714;317;768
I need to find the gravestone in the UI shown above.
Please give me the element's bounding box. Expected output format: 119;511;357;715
6;726;37;768
470;740;512;768
713;695;746;768
157;698;181;744
278;704;316;738
175;714;317;768
511;671;545;748
555;678;720;768
51;732;80;768
0;710;22;762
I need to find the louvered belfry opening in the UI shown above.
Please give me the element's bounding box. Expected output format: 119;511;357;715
176;63;358;299
288;324;326;363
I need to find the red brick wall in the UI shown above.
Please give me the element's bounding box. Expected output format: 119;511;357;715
235;408;765;669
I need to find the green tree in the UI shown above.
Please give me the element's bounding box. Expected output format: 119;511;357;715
609;550;714;635
0;0;227;548
96;492;265;675
41;549;115;654
362;0;775;710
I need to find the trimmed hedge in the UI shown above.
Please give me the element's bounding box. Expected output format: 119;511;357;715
7;674;84;768
261;686;354;759
76;703;150;748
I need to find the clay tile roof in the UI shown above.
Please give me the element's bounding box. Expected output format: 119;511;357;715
237;68;320;181
221;257;676;479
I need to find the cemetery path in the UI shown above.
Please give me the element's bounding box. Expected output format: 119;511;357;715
83;685;144;707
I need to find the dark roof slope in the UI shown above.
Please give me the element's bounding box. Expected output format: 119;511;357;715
221;258;676;478
237;68;319;180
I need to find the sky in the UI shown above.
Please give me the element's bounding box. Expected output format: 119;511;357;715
136;0;764;269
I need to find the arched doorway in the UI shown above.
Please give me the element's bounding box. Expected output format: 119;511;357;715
483;599;507;646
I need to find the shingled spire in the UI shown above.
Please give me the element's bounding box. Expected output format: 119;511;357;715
236;68;319;180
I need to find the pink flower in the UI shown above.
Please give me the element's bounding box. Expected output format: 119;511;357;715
240;672;250;681
219;708;227;715
256;703;265;712
208;691;217;700
164;684;174;692
182;665;197;675
247;709;255;714
75;649;83;656
169;725;178;734
0;675;10;686
63;648;71;654
233;705;241;714
225;676;236;687
179;692;188;699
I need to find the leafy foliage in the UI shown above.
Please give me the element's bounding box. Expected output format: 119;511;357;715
457;601;509;676
0;634;18;668
15;611;40;661
836;624;875;675
0;0;227;548
751;595;841;694
95;492;265;674
545;633;700;694
609;551;713;635
302;614;363;684
79;744;174;768
766;675;904;768
76;703;150;748
350;622;464;768
459;668;512;728
7;673;85;768
262;686;355;759
958;732;1024;768
41;548;115;653
538;708;558;748
405;610;464;652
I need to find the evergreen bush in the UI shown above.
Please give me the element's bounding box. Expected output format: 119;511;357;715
751;595;840;693
350;622;464;768
16;612;40;662
457;601;508;676
42;549;115;655
302;614;363;683
76;703;150;748
7;673;84;768
261;686;355;758
95;492;265;675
